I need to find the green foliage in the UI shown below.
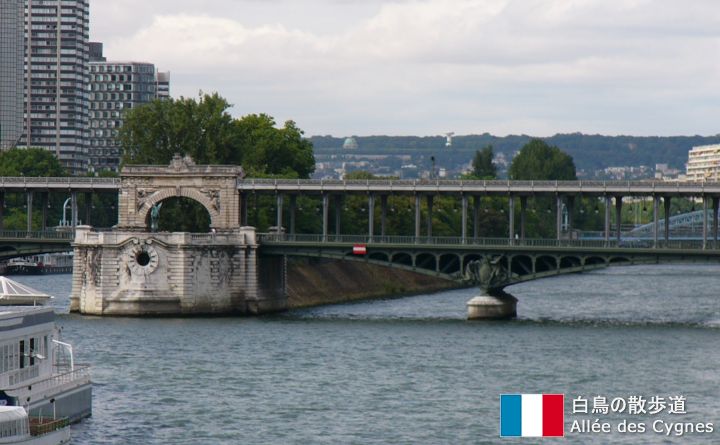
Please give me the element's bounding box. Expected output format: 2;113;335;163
156;198;211;232
119;92;315;232
119;93;315;179
470;145;497;179
236;115;315;178
509;139;577;180
0;148;67;177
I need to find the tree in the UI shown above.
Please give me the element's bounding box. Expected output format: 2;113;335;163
119;93;239;166
0;148;67;176
470;145;497;179
119;93;315;179
235;114;315;178
509;139;577;180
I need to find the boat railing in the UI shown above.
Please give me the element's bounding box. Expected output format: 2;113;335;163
8;366;40;386
29;417;69;436
8;365;90;392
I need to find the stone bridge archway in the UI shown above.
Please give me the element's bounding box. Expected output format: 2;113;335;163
118;155;244;232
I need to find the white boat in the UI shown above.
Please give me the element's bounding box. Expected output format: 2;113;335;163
0;278;53;306
0;406;70;444
0;307;91;424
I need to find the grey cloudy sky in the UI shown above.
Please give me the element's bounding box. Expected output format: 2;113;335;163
91;0;720;137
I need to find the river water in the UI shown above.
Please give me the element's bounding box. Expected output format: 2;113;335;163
14;264;720;444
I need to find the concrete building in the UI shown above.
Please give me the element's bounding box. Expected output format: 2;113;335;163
87;45;171;172
685;144;720;182
155;71;170;99
22;0;90;175
0;0;25;150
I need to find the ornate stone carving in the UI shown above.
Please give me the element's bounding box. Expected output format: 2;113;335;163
125;243;160;277
201;189;221;211
464;256;508;290
136;188;158;210
169;153;196;171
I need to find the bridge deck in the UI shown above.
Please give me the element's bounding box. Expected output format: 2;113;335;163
238;178;720;196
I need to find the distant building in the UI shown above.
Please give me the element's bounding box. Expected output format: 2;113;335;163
22;0;91;175
0;0;24;150
155;71;171;99
88;55;168;172
343;137;358;150
685;144;720;182
89;42;106;62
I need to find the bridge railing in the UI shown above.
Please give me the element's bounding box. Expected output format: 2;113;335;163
0;230;74;241
239;178;720;192
0;177;120;186
257;233;713;250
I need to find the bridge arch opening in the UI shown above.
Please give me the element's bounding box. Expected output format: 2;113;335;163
144;197;212;233
391;252;413;267
535;255;558;273
511;255;533;276
439;254;461;275
369;252;389;262
559;256;581;269
585;256;607;266
416;253;437;272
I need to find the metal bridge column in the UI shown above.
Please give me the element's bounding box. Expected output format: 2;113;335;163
368;194;375;242
604;196;611;244
556;195;563;241
509;195;515;243
26;191;33;232
615;196;623;243
653;196;660;248
520;196;527;240
702;196;708;249
275;194;284;230
415;195;421;242
380;195;388;238
664;196;671;243
0;191;4;230
322;194;329;242
713;196;719;249
461;195;468;244
41;192;48;231
289;195;296;236
334;195;342;236
71;191;78;227
426;195;433;238
566;196;575;234
473;196;480;239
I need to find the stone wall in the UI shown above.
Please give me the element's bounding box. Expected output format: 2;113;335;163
286;258;463;308
70;226;286;316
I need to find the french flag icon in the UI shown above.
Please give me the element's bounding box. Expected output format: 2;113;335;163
500;394;565;437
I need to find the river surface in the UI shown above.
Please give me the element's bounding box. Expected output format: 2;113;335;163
14;264;720;444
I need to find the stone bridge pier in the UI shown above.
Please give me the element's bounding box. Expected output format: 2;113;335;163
70;155;287;316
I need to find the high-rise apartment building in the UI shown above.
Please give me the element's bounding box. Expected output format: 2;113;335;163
88;56;170;172
685;144;720;182
23;0;90;175
0;0;25;150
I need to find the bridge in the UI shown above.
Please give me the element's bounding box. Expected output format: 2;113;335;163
0;230;74;260
257;233;720;288
3;161;720;318
3;175;720;244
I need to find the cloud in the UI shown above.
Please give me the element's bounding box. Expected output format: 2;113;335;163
97;0;720;136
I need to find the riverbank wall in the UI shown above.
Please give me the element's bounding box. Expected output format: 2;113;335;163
286;258;465;308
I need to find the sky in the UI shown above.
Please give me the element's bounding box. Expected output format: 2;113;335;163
91;0;720;138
